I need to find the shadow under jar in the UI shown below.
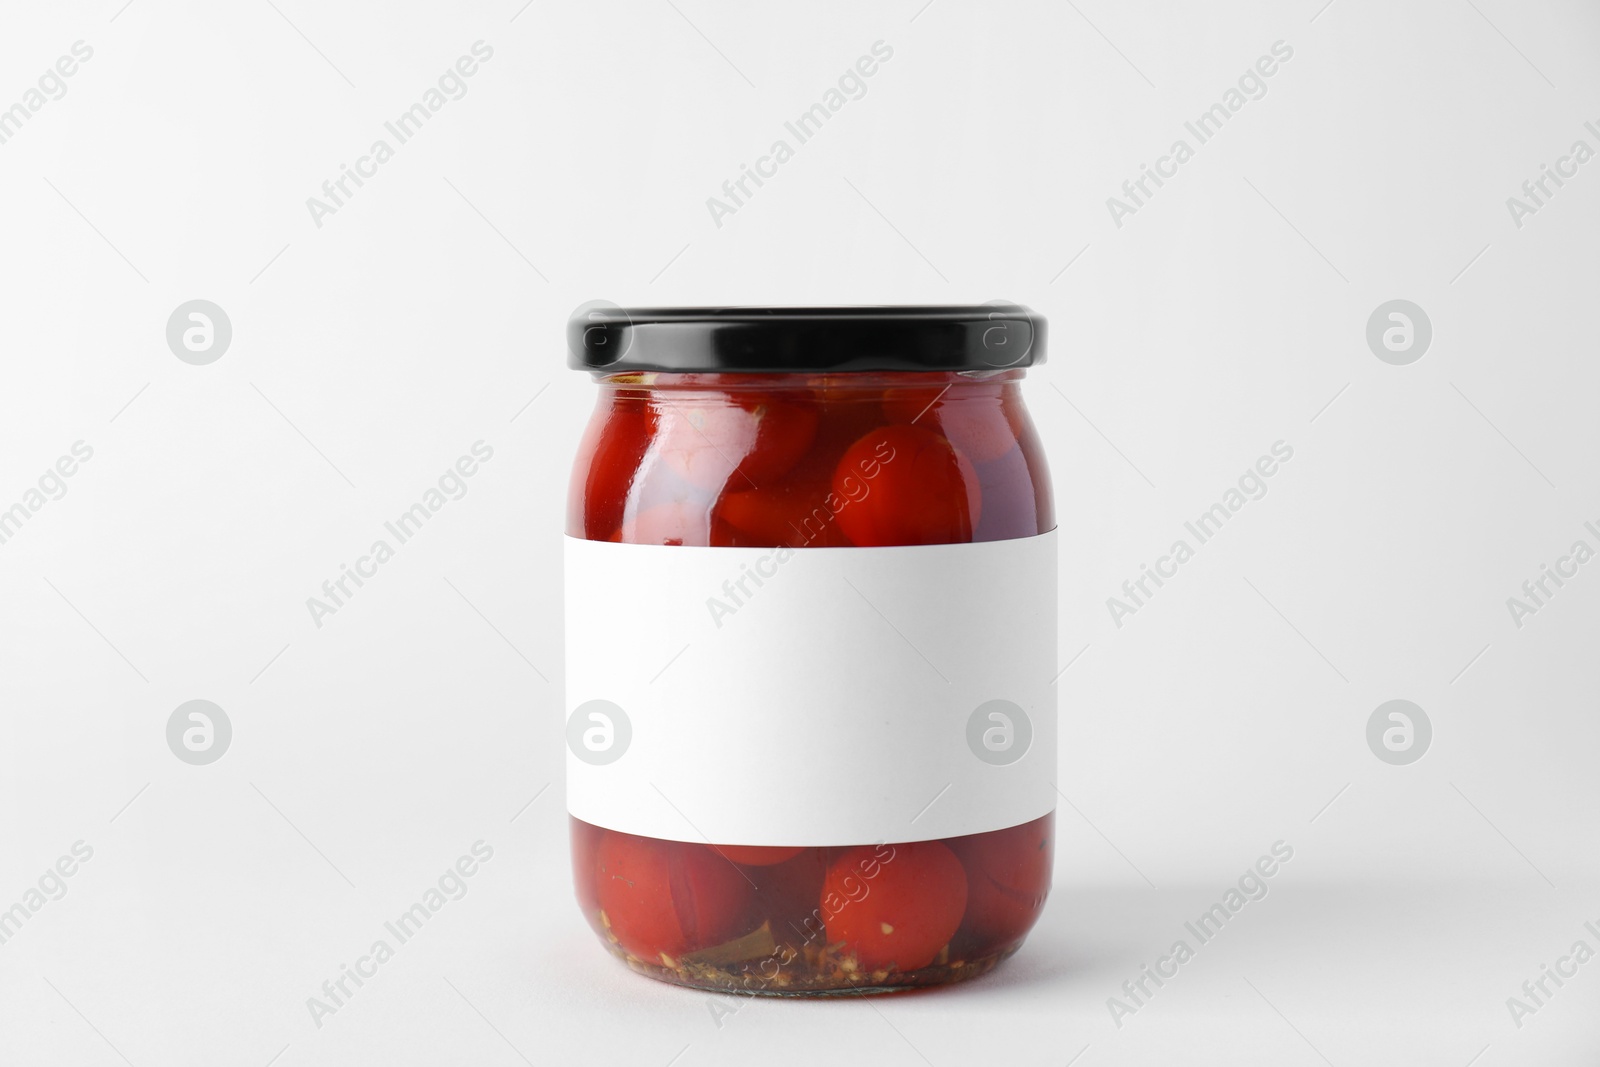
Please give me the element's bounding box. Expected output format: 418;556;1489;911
564;306;1057;995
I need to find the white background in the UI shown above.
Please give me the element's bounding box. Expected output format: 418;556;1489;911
0;0;1596;1064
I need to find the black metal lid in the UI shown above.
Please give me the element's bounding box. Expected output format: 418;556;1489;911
566;304;1046;373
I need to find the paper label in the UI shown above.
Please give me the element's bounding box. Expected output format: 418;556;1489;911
564;531;1057;846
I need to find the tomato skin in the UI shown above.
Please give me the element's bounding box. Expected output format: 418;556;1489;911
656;396;818;491
823;842;967;972
803;391;895;471
949;815;1053;950
882;387;1018;464
569;400;652;539
654;401;753;491
738;399;819;485
832;425;981;546
596;832;751;958
716;483;854;547
709;845;806;866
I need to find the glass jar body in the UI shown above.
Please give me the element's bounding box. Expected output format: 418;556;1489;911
567;369;1055;994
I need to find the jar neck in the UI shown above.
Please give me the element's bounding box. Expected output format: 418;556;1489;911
592;368;1027;398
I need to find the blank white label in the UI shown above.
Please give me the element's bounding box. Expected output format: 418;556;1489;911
564;531;1057;846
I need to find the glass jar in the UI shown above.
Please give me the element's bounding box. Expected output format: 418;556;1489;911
564;306;1056;995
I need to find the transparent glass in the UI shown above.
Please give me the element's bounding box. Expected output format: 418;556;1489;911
567;369;1055;994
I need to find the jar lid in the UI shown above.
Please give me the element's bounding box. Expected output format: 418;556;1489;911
566;304;1046;373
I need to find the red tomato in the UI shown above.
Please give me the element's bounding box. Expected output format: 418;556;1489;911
949;815;1053;949
882;385;1018;464
823;841;967;972
655;403;756;490
733;387;879;493
569;400;652;539
596;832;751;958
832;425;981;546
655;397;818;491
739;398;819;484
708;845;806;866
716;483;854;547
